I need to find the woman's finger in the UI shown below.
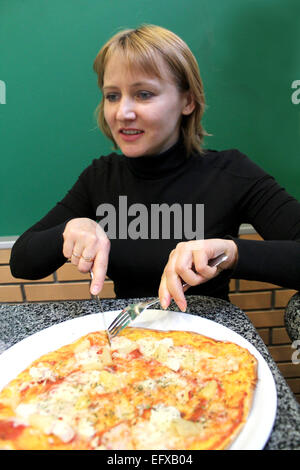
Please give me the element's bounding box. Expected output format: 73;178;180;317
162;271;187;312
158;274;172;310
77;250;96;272
90;238;110;295
193;249;218;281
70;241;85;267
62;237;75;260
173;245;203;286
76;236;99;272
162;250;189;311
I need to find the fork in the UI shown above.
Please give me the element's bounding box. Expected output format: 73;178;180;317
90;271;112;346
107;253;228;339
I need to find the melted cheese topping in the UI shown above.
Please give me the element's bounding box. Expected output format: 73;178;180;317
0;328;257;450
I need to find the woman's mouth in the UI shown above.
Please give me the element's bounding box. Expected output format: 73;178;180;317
119;129;144;142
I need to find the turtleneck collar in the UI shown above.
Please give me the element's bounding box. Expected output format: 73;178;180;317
124;137;188;180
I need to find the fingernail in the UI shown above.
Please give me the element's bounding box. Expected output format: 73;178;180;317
91;285;100;295
160;298;169;310
178;300;187;312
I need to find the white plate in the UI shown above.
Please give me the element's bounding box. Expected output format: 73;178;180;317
0;310;277;450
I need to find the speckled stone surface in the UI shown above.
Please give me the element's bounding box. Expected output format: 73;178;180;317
1;295;300;450
285;293;300;342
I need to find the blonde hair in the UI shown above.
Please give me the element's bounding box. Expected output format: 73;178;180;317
93;24;208;155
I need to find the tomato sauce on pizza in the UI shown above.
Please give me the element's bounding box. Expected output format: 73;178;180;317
0;328;257;450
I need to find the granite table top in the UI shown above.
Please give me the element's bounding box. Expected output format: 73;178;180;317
285;293;300;342
1;295;300;450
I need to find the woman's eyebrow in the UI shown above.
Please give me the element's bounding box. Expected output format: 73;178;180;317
129;81;159;87
102;85;119;92
103;80;160;92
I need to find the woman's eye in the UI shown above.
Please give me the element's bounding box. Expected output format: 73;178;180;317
137;91;154;100
105;93;119;102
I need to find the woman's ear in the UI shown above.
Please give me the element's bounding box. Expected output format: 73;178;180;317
182;91;195;115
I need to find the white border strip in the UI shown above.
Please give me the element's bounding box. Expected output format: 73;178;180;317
0;237;19;249
238;224;256;235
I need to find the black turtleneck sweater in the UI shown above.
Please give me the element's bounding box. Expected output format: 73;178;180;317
10;140;300;299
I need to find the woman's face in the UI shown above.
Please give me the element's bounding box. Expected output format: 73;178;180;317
103;54;193;157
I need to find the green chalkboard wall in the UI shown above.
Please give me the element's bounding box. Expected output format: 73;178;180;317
1;0;300;236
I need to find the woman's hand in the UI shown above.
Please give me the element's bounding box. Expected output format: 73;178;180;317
159;239;238;312
62;218;110;295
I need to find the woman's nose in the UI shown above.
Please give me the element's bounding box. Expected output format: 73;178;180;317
116;97;136;121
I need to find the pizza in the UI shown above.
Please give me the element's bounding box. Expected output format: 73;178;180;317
0;327;257;450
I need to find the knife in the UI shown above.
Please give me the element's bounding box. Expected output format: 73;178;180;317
90;271;111;347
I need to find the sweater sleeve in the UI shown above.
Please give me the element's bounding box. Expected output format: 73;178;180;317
227;152;300;290
10;164;96;280
231;238;300;290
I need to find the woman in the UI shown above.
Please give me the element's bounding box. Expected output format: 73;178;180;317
10;25;300;312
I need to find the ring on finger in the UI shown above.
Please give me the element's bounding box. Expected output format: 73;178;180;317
72;252;81;259
81;255;94;263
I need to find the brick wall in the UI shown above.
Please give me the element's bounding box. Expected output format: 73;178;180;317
0;235;299;403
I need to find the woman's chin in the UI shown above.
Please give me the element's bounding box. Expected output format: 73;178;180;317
118;143;146;158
